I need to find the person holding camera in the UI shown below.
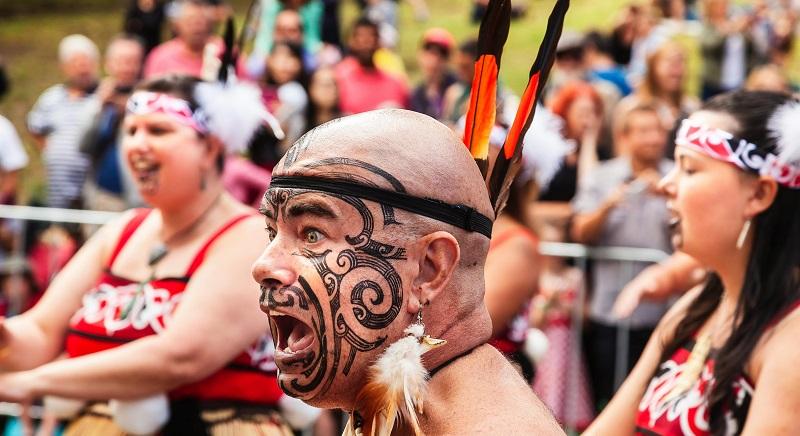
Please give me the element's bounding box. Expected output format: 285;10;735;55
570;103;674;412
81;34;146;211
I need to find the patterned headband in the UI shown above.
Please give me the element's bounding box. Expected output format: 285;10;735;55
126;91;210;134
675;119;800;189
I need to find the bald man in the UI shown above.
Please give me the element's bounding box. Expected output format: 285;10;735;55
252;109;563;434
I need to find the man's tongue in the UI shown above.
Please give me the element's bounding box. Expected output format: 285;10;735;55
286;322;313;353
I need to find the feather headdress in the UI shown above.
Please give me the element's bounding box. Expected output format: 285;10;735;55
463;0;570;214
345;324;446;436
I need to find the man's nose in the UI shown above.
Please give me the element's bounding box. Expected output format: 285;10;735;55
251;238;298;293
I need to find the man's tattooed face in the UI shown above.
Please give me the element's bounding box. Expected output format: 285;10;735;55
253;163;412;407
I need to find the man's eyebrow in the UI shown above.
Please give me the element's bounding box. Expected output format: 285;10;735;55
287;201;337;219
259;203;275;219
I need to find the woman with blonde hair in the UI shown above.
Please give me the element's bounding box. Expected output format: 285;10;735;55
615;40;698;145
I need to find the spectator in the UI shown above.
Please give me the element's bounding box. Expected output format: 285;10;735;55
584;31;632;97
744;63;791;92
546;31;587;100
541;81;607;203
81;34;146;211
124;0;166;55
305;66;340;130
571;103;673;411
143;0;220;79
615;40;699;154
252;0;324;68
0;259;40;318
700;0;761;99
442;38;478;126
334;17;408;115
531;222;594;431
410;28;458;120
27;34;100;209
0;114;29;207
262;41;309;148
609;4;642;66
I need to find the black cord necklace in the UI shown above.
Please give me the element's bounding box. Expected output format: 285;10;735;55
119;192;223;319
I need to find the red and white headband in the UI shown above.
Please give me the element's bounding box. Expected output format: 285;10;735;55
126;82;284;154
127;91;210;134
675;118;800;189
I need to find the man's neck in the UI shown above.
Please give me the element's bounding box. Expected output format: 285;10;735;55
180;38;206;56
421;304;491;374
630;156;660;175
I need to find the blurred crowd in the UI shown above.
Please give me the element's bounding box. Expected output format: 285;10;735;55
0;0;799;432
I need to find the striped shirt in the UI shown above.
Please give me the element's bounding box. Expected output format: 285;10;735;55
28;85;98;208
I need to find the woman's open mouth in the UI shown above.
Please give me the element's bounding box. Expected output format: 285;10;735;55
129;156;161;194
668;214;683;248
269;311;316;374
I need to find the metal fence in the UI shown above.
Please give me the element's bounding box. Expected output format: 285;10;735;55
0;205;669;433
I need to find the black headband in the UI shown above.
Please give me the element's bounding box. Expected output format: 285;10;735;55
269;175;494;238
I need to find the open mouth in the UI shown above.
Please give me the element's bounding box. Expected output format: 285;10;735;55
668;212;683;248
270;311;316;373
129;155;161;194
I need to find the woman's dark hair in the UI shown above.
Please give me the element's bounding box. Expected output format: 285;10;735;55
304;68;341;131
136;74;225;172
265;40;309;89
658;90;800;435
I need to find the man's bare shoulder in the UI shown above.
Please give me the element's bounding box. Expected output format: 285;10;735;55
423;345;564;435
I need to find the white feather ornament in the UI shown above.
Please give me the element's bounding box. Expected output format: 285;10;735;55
109;394;170;435
521;106;574;191
767;100;800;164
194;82;284;154
345;324;446;436
42;396;85;419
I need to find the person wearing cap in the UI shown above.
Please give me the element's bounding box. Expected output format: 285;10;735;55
410;28;458;121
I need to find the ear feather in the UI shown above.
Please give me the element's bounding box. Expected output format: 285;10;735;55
462;0;512;177
350;326;445;436
487;0;569;214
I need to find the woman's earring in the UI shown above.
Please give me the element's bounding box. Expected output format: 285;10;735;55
736;219;752;250
199;169;207;191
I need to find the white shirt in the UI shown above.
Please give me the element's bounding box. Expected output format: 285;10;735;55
0;115;29;172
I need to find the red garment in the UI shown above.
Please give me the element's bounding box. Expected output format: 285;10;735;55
143;39;222;79
66;209;283;405
334;57;409;115
636;301;800;435
222;156;272;208
486;226;538;355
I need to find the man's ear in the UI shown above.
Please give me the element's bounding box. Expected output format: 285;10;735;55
744;176;778;217
408;231;460;314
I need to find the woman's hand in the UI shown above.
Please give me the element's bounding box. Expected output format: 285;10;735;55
0;371;36;403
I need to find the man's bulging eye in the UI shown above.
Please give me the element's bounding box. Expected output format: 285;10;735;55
266;226;277;241
303;228;324;244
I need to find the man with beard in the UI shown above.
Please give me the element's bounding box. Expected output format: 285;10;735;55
252;109;563;435
334;18;408;115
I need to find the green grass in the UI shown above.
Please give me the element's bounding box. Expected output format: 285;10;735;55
0;0;742;201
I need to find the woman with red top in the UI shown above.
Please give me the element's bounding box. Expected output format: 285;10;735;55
0;75;302;435
586;90;800;435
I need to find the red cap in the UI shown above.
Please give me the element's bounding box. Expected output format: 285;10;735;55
422;28;455;52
